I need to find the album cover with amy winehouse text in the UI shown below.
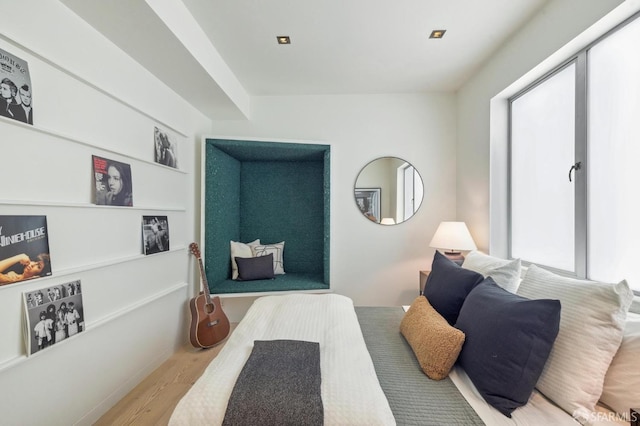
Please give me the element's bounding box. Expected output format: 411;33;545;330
0;215;52;287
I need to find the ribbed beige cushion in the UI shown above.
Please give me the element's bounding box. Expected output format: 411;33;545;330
516;265;633;423
600;312;640;417
400;296;465;380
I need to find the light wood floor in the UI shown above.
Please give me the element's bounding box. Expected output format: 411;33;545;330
94;324;237;426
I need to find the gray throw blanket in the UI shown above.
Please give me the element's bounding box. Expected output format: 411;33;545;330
356;307;485;425
222;339;323;426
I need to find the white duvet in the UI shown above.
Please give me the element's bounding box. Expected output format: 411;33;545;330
169;293;396;426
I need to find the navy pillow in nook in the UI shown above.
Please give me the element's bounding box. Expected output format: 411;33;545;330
424;250;484;325
454;277;561;418
235;254;275;281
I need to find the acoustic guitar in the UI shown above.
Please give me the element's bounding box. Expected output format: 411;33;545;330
188;242;230;349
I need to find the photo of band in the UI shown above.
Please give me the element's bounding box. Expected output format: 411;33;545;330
23;280;85;356
0;47;33;125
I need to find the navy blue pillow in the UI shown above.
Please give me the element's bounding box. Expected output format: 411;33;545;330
454;278;561;417
235;254;275;281
424;250;484;325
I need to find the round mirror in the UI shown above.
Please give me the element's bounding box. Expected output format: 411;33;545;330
354;157;424;225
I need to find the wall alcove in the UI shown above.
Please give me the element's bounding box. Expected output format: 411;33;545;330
202;138;330;295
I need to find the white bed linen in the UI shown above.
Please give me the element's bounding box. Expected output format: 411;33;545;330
169;293;396;426
449;366;627;426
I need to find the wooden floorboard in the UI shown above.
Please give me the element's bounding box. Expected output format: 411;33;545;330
94;324;236;426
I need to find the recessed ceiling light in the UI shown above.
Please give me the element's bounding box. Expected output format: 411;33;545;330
429;30;446;39
277;36;291;45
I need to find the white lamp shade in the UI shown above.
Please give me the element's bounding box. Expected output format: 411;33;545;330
429;221;477;252
380;217;396;225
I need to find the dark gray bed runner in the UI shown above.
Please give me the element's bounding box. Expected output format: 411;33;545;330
222;339;323;426
356;306;485;426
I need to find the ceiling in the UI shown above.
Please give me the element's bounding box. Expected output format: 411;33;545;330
61;0;550;120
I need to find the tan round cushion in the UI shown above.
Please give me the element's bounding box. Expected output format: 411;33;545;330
400;296;466;380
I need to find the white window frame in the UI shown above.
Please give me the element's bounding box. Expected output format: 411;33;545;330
506;12;639;282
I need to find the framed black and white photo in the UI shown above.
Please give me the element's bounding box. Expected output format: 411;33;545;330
142;216;169;255
154;126;178;168
23;280;85;356
0;48;33;125
354;188;381;223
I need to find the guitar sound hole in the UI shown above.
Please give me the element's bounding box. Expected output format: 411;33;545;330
205;303;214;314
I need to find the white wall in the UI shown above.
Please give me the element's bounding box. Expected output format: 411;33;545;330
0;1;210;424
210;93;457;319
456;0;625;253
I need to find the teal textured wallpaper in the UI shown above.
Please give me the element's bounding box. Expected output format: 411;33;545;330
204;145;242;285
204;138;330;294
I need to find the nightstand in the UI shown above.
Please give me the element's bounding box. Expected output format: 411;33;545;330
419;270;430;296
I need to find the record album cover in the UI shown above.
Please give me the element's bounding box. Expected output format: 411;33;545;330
0;48;33;125
93;155;134;206
23;280;84;356
142;216;169;255
153;126;178;168
0;215;51;287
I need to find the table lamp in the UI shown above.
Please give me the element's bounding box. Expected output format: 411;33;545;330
429;221;476;265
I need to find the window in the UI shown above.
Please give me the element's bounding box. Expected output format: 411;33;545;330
510;64;576;272
509;14;640;291
587;16;640;290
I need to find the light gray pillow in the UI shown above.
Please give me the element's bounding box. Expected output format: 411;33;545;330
461;251;521;293
230;239;260;280
516;264;633;423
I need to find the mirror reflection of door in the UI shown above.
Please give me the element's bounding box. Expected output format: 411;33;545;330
354;157;424;225
400;163;423;221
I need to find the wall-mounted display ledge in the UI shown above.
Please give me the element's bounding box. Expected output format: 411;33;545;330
0;282;187;374
0;248;186;293
0;116;187;174
0;34;188;138
0;200;186;212
54;247;187;278
218;289;333;299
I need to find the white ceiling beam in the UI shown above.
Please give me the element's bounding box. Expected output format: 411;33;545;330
145;0;251;119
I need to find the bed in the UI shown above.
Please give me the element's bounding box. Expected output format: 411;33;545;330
169;293;397;425
170;253;639;426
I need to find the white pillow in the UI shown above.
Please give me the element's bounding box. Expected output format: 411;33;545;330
230;239;260;280
599;312;640;417
252;241;285;275
461;251;521;293
516;264;633;424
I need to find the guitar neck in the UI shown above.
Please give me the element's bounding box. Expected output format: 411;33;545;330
195;255;213;304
